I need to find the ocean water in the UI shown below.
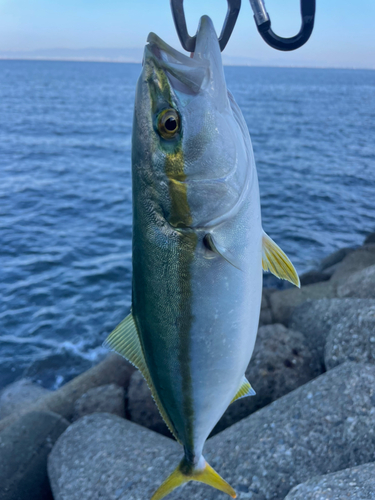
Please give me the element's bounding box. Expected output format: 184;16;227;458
0;60;374;390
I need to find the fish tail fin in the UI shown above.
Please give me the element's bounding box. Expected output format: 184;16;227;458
151;456;236;500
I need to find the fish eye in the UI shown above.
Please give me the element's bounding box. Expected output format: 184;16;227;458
157;109;180;139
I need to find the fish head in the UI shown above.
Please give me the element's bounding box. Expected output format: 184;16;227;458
133;15;254;229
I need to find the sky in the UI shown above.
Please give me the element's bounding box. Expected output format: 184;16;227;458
0;0;374;68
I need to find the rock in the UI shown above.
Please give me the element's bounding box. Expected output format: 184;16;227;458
337;264;375;298
263;274;294;290
47;363;375;500
0;353;134;433
261;288;276;310
213;324;321;434
321;262;341;278
324;302;375;370
330;246;375;286
320;247;355;271
73;384;125;422
258;308;273;326
284;462;375;500
269;281;336;325
364;232;375;245
289;298;375;372
0;379;50;419
259;289;276;326
299;270;330;286
0;411;68;500
48;413;181;500
127;370;171;438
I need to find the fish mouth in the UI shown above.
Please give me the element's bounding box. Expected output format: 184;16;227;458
144;15;225;95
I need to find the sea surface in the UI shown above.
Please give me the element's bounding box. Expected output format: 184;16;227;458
1;60;374;390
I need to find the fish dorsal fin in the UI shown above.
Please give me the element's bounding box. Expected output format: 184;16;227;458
231;376;256;404
203;234;242;271
103;313;178;440
262;231;300;288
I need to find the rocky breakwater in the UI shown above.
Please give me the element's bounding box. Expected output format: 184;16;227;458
1;231;375;500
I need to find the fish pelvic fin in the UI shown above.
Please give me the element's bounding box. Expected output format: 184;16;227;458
151;456;236;500
262;230;300;288
231;375;256;404
103;312;178;441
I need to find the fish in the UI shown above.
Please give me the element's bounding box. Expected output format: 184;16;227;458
104;15;299;500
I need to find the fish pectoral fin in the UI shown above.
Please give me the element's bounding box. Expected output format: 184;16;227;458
231;376;256;404
103;313;178;441
151;456;236;500
262;231;300;287
204;234;242;271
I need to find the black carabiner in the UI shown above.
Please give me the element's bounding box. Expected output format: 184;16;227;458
170;0;241;52
249;0;315;51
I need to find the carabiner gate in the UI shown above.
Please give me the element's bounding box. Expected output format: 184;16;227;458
170;0;241;52
249;0;316;51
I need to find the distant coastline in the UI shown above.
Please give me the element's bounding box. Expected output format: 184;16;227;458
0;48;374;70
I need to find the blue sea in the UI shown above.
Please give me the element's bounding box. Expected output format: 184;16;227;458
1;60;374;390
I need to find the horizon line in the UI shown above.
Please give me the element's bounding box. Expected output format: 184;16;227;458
0;56;374;71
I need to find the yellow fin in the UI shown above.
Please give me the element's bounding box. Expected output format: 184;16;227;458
151;457;236;500
103;313;178;440
103;313;145;370
262;231;300;287
231;376;256;404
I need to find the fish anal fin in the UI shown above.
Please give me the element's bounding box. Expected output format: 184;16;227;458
103;313;178;440
151;456;236;500
231;376;256;404
262;231;300;288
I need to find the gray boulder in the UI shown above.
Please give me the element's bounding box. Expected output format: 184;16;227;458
72;384;125;422
48;413;180;500
364;232;375;245
213;324;321;434
330;245;375;286
198;362;375;500
48;363;375;500
269;281;336;325
127;370;171;437
259;307;273;326
324;302;375;369
289;298;375;370
284;463;375;500
337;264;375;299
259;289;275;326
320;247;355;271
299;270;330;286
0;379;50;419
0;411;68;500
0;353;134;433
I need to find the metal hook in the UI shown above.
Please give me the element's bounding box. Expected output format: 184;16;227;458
249;0;316;51
170;0;241;52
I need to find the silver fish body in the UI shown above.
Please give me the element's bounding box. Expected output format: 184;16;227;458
105;15;299;500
